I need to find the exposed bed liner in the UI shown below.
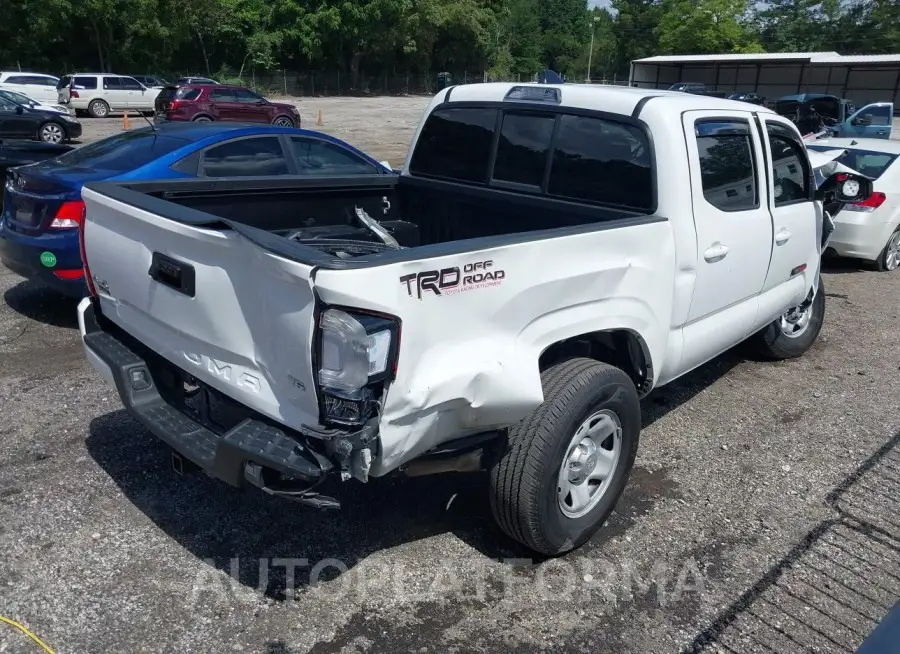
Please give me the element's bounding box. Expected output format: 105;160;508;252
83;174;666;270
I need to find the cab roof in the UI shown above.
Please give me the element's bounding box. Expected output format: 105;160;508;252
441;82;778;119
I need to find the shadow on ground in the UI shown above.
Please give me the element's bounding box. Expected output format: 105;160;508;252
3;280;80;329
684;430;900;654
84;344;745;602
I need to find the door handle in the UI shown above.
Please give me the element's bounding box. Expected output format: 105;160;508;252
703;242;729;262
775;228;792;245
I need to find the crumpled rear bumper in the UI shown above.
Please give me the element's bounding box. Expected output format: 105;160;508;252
78;297;376;497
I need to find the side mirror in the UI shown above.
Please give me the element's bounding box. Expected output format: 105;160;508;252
816;172;873;204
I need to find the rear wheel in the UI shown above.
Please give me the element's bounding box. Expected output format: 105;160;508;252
489;358;640;556
38;122;65;144
272;116;294;127
749;275;826;360
875;226;900;272
88;99;110;118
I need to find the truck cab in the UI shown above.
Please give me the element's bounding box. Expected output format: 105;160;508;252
75;83;872;557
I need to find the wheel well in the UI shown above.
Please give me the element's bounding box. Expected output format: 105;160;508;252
192;114;214;121
538;330;653;395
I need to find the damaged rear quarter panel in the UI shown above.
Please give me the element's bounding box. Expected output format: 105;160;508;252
313;220;676;476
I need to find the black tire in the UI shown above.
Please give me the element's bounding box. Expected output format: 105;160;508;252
489;358;640;556
272;116;295;127
749;275;825;360
874;226;900;272
88;99;110;118
37;121;66;144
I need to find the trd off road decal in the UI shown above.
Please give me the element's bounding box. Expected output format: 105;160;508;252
400;260;506;300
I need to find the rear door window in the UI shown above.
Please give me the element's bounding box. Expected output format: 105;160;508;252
492;113;555;188
695;120;759;212
547;115;653;211
200;136;290;177
409;107;498;184
102;77;122;90
210;89;236;101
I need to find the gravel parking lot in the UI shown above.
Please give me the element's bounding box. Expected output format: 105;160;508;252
1;96;900;653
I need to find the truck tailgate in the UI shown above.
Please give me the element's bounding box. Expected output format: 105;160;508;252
80;186;322;428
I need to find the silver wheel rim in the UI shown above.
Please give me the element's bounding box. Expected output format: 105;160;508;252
557;409;622;519
779;293;814;338
885;231;900;271
275;118;292;127
92;101;107;117
41;124;63;143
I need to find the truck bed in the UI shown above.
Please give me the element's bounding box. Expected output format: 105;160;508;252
85;174;657;268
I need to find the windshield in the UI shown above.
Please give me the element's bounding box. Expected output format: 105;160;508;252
808;146;898;180
0;90;34;106
53;129;190;172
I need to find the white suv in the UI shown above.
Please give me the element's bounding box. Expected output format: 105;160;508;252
57;73;161;118
0;71;60;105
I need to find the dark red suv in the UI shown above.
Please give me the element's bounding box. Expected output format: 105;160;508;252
154;84;301;127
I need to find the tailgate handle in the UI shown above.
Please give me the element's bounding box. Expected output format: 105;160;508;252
149;252;196;297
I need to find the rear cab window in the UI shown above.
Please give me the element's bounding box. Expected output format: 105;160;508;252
409;104;654;213
54;130;189;171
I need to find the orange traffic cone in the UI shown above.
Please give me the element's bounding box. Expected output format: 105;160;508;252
315;109;324;126
122;112;131;130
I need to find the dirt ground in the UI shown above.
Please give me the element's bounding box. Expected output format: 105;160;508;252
1;95;900;654
75;96;432;165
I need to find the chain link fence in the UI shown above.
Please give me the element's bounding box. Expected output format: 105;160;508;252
160;68;632;98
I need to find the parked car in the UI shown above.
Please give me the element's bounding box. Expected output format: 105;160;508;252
0;139;74;213
727;91;766;106
0;94;81;143
0;122;391;296
0;89;72;115
74;83;872;556
154;84;301;126
56;73;161;118
667;82;728;98
774;94;893;139
131;75;168;89
0;72;60;105
808;138;900;271
174;76;219;85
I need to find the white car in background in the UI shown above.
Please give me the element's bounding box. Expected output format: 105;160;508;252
0;71;60;105
56;73;161;118
808;138;900;271
0;89;72;115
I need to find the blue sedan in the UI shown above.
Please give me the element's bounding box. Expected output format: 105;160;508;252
0;122;393;297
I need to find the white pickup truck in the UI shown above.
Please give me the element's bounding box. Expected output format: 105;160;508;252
75;83;872;556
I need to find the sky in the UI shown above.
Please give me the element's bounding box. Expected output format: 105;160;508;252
589;0;612;7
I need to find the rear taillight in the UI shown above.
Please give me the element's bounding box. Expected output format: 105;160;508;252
70;90;79;98
53;269;84;280
49;200;86;229
78;204;97;297
845;192;887;213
